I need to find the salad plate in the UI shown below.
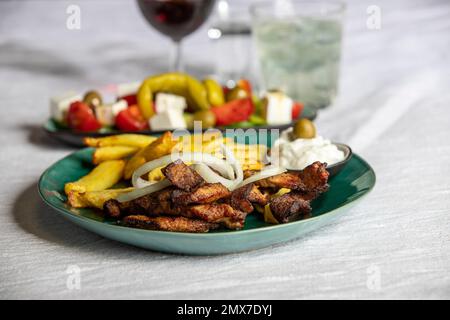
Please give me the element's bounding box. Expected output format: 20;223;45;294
43;106;317;147
44;73;317;147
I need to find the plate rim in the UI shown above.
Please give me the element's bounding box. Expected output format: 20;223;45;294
38;148;376;238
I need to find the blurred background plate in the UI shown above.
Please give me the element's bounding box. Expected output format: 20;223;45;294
43;105;317;147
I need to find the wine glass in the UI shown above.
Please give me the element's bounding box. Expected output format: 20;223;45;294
137;0;216;71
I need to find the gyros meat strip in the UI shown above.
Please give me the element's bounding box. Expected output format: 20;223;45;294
128;188;175;216
105;192;245;229
171;183;230;206
104;198;136;218
103;189;173;219
186;204;246;230
253;161;329;192
296;161;329;194
121;215;219;233
256;172;306;190
269;192;312;223
105;161;331;231
103;199;123;218
230;183;268;213
161;160;204;191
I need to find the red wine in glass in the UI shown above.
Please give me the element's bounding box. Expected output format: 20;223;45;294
137;0;216;70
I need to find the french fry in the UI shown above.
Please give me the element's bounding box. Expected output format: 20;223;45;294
84;134;157;148
177;132;231;154
123;149;147;180
67;188;134;209
64;160;126;195
242;162;264;171
124;132;178;179
92;146;139;164
210;143;268;166
229;143;268;162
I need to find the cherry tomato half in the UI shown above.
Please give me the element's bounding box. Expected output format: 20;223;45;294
66;101;102;132
291;101;304;120
115;105;149;131
211;98;254;126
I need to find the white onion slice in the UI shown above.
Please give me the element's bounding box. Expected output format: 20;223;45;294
132;153;234;188
235;166;287;189
135;178;158;189
221;144;243;188
179;152;235;179
192;163;236;190
116;179;171;203
192;144;245;191
132;154;175;188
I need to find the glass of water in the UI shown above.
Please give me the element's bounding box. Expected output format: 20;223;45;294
251;0;345;109
208;0;254;87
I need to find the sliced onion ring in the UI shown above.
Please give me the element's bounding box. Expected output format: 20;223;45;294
192;163;236;190
116;179;171;203
235;166;287;189
221;144;243;187
179;152;235;179
131;153;235;188
192;144;244;191
132;154;175;188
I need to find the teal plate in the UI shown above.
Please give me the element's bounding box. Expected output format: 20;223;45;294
38;146;375;255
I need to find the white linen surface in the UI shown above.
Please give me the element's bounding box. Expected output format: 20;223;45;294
0;0;449;299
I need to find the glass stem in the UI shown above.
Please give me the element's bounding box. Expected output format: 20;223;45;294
171;40;183;71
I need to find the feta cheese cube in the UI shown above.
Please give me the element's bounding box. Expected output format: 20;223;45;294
155;93;187;114
111;99;128;116
149;110;187;131
94;99;128;126
94;105;114;126
50;91;82;122
117;81;141;97
263;91;293;125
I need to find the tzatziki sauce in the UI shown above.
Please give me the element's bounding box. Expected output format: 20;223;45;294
272;128;345;170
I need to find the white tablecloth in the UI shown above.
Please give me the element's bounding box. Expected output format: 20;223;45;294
1;0;449;299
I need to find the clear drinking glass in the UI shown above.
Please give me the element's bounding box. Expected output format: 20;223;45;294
208;0;254;86
251;0;345;109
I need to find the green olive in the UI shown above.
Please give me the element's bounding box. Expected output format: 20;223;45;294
193;110;216;128
293;119;316;139
183;113;195;130
226;87;248;101
83;90;103;108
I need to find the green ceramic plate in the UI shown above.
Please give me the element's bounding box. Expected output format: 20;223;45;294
38;139;375;255
43;106;317;147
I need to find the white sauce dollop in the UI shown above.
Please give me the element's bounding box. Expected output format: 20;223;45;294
272;128;345;170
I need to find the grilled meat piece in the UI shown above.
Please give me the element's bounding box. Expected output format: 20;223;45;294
171;183;230;206
253;161;329;193
186;204;246;229
105;191;244;229
269;192;312;223
106;161;330;231
296;161;329;194
162;160;204;191
104;199;134;219
121;215;219;233
230;183;268;213
256;172;306;190
104;199;122;218
127;188;175;216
